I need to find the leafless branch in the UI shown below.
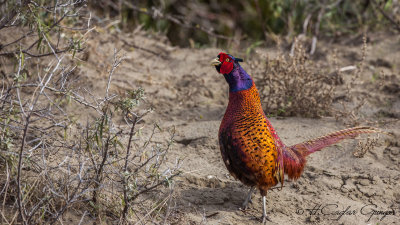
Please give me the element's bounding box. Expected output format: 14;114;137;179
106;49;125;98
310;1;326;55
1;1;180;224
371;0;400;32
117;0;231;40
122;115;138;219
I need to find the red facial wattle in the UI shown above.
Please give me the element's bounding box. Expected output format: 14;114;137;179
218;53;234;74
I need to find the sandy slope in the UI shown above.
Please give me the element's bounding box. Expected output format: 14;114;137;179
75;29;399;224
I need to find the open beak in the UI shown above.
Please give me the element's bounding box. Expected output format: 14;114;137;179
210;58;221;66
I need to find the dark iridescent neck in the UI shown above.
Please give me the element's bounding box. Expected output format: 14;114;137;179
223;64;254;92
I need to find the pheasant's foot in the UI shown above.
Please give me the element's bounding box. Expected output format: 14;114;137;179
261;195;271;224
241;186;255;210
261;214;272;224
241;199;253;210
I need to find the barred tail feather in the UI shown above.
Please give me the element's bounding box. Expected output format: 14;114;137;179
282;126;380;180
290;126;380;156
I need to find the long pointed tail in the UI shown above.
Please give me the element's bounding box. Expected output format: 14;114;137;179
283;126;381;180
290;126;381;156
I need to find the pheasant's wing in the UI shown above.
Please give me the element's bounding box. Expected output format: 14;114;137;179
230;112;281;189
261;114;285;188
219;128;257;186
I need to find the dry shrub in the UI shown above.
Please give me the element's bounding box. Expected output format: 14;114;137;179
332;35;371;126
0;49;181;224
353;137;380;158
256;43;334;117
0;2;180;224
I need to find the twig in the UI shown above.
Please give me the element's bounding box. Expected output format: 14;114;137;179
119;1;231;40
162;188;175;225
0;31;34;50
339;65;357;72
16;114;30;225
371;0;400;32
128;172;181;202
0;47;80;58
134;194;171;225
0;210;10;225
106;49;124;98
122;115;138;219
92;111;113;204
78;211;87;225
310;2;326;55
120;39;169;59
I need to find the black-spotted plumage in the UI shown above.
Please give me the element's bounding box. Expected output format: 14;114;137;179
213;52;381;223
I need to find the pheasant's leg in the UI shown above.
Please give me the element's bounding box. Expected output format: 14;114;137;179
261;196;271;223
241;186;255;209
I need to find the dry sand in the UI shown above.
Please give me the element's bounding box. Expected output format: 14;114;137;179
68;29;399;224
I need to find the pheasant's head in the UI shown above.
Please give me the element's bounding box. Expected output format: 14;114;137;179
210;52;243;75
210;52;252;92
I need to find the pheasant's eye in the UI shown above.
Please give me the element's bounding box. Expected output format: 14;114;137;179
226;58;230;62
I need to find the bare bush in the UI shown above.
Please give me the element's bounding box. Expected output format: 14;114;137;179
353;136;380;158
332;35;370;126
0;1;180;224
255;42;334;118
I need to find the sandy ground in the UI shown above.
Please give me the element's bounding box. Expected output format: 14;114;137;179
49;29;400;224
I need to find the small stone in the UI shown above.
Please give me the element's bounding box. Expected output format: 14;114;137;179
393;192;400;202
205;175;225;188
323;170;335;177
207;175;215;179
342;184;355;192
358;179;370;186
358;186;377;197
306;216;315;222
372;175;382;185
389;154;398;162
391;147;400;155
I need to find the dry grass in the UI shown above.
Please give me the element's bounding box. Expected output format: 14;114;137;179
353;137;380;158
256;41;334;118
331;35;380;126
255;34;381;125
0;2;181;224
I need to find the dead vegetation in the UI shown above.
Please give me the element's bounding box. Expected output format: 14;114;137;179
0;0;398;224
0;1;180;224
256;41;335;118
255;33;393;127
353;136;380;158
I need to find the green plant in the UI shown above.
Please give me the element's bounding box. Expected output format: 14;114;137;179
89;0;399;47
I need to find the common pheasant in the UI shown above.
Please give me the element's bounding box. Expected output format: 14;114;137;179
211;52;381;223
